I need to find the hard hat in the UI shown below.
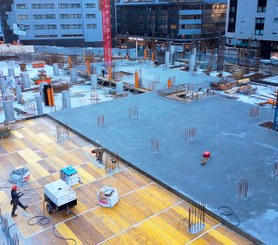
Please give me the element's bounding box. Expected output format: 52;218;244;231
12;185;18;190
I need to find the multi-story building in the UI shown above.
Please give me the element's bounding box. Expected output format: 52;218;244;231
0;0;112;47
226;0;278;59
115;0;227;51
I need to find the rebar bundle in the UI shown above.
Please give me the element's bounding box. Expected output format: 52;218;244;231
56;124;69;141
250;106;259;117
97;114;105;126
128;105;138;119
238;178;249;199
105;152;120;174
187;203;206;234
274;162;278;178
185;127;196;142
151;138;159;153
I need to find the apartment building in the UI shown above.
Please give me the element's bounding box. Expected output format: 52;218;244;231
115;0;227;51
226;0;278;59
0;0;109;47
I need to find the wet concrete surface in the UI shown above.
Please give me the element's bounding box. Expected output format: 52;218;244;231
50;92;278;245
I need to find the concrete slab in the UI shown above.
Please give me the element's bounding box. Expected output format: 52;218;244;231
49;92;278;245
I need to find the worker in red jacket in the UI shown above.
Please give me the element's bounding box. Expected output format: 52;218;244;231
10;185;28;217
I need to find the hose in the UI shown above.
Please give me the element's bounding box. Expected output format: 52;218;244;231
53;225;77;245
27;216;51;226
218;205;241;226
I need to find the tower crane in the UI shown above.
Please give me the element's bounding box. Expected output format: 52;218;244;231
101;0;112;80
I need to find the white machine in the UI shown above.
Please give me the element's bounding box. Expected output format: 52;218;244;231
97;186;119;208
44;179;77;214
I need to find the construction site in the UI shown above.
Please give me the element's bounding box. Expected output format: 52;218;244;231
0;31;278;245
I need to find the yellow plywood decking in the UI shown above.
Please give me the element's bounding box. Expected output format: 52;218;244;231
0;117;254;245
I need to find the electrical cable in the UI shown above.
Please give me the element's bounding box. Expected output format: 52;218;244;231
53;225;77;245
218;205;241;226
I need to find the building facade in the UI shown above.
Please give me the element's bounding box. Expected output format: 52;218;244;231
226;0;278;59
0;0;110;47
115;0;227;51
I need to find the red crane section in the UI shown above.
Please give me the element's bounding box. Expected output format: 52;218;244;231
102;0;112;68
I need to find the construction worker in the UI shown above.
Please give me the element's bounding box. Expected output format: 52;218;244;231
91;147;104;161
10;185;28;217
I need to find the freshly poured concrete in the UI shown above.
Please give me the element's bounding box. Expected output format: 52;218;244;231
50;92;278;244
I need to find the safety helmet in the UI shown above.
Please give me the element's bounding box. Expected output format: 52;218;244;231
12;185;17;190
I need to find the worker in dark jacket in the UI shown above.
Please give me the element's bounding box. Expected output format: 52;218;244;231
11;185;28;217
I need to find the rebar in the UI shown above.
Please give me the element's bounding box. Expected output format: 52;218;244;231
0;205;19;245
238;178;249;199
274;162;278;178
97;114;105;126
187;203;206;234
56;124;69;141
128;105;138;119
185;127;196;142
90;92;100;104
151;138;159;154
250;106;259;117
24;102;36;117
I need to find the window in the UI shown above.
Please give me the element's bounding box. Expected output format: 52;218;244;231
45;14;56;19
59;4;69;8
62;34;83;37
46;25;57;29
1;4;8;9
87;24;97;29
274;18;278;23
257;0;267;12
44;4;54;9
16;4;28;9
35;35;57;38
72;14;81;19
86;14;96;19
70;4;80;8
85;3;95;8
18;15;29;20
33;15;44;19
255;18;265;35
61;24;71;29
23;25;31;30
60;24;82;29
170;24;176;30
180;24;201;29
34;25;45;30
180;15;201;20
72;24;82;29
32;4;43;9
60;14;71;19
